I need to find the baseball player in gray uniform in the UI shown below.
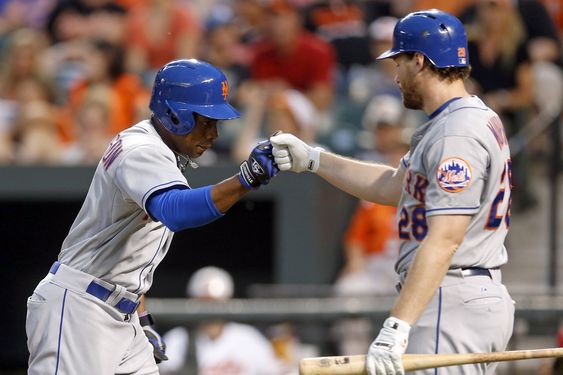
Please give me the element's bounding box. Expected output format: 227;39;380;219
271;9;514;375
26;59;279;375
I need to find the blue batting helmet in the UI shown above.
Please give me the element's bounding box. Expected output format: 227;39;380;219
376;9;469;68
149;59;240;135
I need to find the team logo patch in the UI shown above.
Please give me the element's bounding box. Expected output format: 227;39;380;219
436;157;472;193
221;81;229;100
457;47;467;65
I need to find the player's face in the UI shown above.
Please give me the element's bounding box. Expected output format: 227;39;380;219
170;114;219;158
393;54;424;110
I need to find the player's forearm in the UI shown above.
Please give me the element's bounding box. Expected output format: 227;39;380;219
211;175;251;213
317;151;403;206
390;239;454;325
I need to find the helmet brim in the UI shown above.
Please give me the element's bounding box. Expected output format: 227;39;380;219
376;49;402;60
169;100;241;121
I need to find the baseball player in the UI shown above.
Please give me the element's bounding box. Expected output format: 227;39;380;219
25;59;278;375
271;9;514;375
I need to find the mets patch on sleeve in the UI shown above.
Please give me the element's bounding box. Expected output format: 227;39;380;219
436;157;472;193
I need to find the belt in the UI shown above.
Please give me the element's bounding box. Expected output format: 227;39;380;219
461;267;492;278
396;267;493;292
49;262;140;315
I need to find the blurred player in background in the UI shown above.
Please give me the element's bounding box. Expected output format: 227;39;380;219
271;9;515;375
25;59;278;374
159;266;287;375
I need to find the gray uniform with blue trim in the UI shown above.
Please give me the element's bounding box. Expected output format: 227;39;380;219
396;96;511;273
26;120;187;375
59;119;187;294
396;96;514;375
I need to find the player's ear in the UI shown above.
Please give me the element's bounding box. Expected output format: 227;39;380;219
414;52;425;68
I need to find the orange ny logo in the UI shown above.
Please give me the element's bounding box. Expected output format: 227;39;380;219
221;81;229;100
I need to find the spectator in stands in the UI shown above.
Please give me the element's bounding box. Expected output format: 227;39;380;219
460;0;561;63
45;0;127;45
302;0;372;71
465;0;536;211
61;38;147;142
60;91;112;165
199;3;251;102
0;28;52;162
0;28;50;102
347;16;401;104
233;0;268;44
232;86;318;162
42;0;128;106
249;0;337;112
13;100;63;164
125;0;201;79
159;266;287;375
0;0;56;34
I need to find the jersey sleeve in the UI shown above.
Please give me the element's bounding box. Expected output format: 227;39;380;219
113;145;188;211
424;136;489;216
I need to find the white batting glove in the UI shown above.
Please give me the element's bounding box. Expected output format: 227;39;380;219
270;133;323;173
366;317;411;375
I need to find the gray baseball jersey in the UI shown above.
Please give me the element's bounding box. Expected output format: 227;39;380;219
58;119;188;294
395;96;512;274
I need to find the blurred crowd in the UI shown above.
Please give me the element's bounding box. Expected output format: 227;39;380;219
0;0;561;210
3;1;561;373
0;0;563;212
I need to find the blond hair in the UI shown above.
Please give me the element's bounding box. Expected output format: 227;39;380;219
466;4;526;69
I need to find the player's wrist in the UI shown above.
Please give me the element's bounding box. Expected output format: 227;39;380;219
306;146;323;173
139;312;155;327
238;162;259;189
384;316;411;334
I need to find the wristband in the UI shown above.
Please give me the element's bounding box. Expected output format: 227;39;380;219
139;313;155;327
307;147;323;173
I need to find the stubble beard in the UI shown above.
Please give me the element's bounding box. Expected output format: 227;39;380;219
400;73;423;110
401;85;423;110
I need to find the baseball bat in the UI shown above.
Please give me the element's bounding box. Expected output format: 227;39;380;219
299;348;563;374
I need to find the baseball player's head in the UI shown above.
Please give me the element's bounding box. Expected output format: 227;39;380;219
187;266;234;300
149;59;240;158
376;9;471;110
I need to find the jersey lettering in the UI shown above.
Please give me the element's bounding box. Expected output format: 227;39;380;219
413;175;429;202
398;205;428;241
486;115;508;149
399;207;410;239
103;135;123;170
405;169;413;196
485;159;512;230
404;170;428;203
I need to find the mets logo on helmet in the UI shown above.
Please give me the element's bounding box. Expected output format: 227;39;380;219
221;81;229;100
457;47;467;65
436;157;472;193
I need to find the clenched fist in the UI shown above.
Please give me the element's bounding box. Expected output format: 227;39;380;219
270;133;323;173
